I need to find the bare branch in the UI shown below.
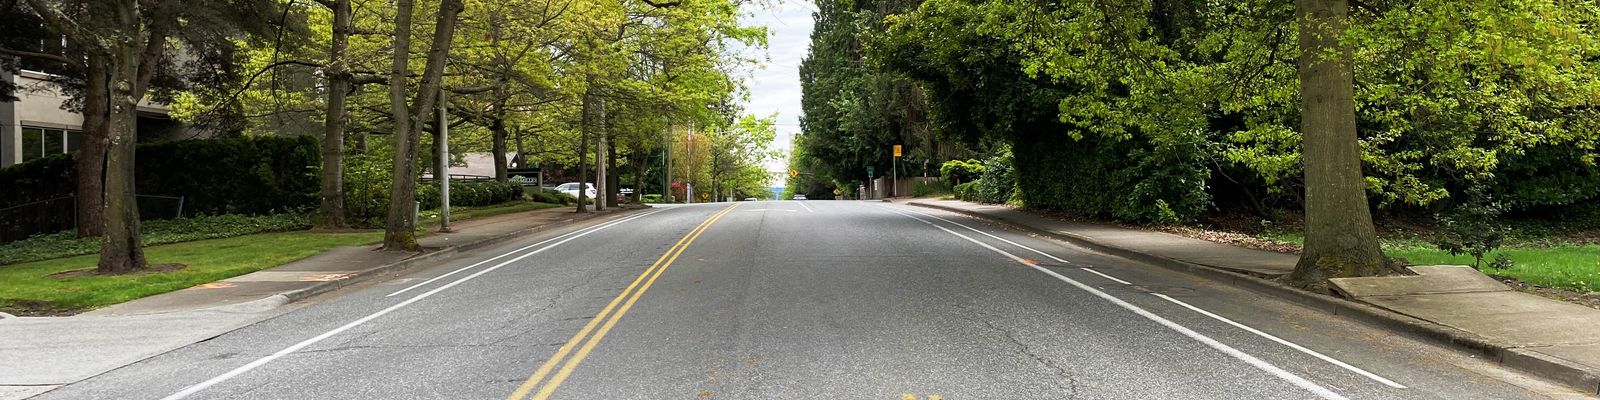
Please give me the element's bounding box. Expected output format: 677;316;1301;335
0;46;72;64
21;0;109;56
637;0;681;8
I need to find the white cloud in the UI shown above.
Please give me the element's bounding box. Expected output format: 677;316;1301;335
734;0;814;175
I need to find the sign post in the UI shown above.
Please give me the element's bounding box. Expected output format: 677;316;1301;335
892;145;902;197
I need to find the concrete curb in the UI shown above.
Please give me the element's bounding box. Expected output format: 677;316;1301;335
907;201;1600;394
275;209;637;304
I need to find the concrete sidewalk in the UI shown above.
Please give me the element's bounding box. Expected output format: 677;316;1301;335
907;198;1600;394
0;205;632;397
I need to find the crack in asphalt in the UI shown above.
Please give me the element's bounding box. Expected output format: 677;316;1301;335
486;268;623;346
965;311;1081;399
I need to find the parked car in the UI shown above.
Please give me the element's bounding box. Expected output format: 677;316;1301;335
554;182;597;199
794;194;807;200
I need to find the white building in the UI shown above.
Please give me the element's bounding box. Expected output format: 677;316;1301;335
0;68;191;167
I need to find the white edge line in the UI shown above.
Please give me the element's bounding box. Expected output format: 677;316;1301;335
1078;267;1134;285
794;200;814;212
162;210;655;400
880;207;1348;400
895;206;1069;264
902;206;1401;390
895;206;1136;286
1153;293;1408;389
386;211;657;297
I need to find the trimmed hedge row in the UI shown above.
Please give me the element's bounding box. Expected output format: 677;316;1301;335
415;181;526;210
0;136;320;216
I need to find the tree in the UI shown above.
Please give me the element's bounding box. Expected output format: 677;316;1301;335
1283;0;1389;288
312;0;354;229
21;0;279;272
382;0;466;251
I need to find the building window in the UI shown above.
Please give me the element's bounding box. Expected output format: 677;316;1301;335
20;127;79;162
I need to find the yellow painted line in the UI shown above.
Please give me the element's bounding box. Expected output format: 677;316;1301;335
929;395;943;400
506;204;739;400
530;203;739;399
901;394;917;400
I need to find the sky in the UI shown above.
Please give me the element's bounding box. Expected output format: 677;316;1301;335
734;0;816;178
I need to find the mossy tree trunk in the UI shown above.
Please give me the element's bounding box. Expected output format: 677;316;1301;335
1287;0;1390;291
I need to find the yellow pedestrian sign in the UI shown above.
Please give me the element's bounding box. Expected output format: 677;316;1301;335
790;169;799;177
893;145;902;157
833;188;842;195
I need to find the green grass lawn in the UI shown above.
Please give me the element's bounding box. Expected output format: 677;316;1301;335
418;201;562;225
0;230;382;315
1251;230;1599;293
1384;242;1600;293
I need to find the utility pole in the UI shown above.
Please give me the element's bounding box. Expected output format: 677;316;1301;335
663;122;672;202
438;90;452;232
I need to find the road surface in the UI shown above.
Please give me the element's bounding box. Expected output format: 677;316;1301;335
40;201;1592;399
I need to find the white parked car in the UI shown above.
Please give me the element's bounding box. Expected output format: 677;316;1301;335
555;182;597;199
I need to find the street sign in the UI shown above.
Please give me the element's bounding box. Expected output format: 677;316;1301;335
867;166;875;176
833;188;841;196
893;145;902;157
700;192;710;201
790;169;799;177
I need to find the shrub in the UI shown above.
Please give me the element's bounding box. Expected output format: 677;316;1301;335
345;154;527;226
528;188;574;205
939;159;984;185
343;153;395;226
954;181;978;201
1433;184;1512;270
912;180;952;197
641;194;665;203
972;150;1016;204
0;136;320;240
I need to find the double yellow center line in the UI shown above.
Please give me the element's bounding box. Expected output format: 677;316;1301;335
507;203;741;400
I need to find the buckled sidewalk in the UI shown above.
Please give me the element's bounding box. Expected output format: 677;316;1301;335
905;198;1600;394
0;205;640;399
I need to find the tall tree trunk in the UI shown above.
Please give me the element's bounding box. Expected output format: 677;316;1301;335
607;134;619;207
383;0;463;250
491;98;509;182
1287;0;1389;290
98;0;147;273
314;0;352;230
383;0;420;250
575;88;592;213
595;97;607;211
632;148;647;203
75;57;109;238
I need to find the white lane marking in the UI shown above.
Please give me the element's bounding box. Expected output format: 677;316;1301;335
794;201;814;212
386;211;658;297
880;208;1348;400
894;207;1136;286
1153;293;1408;389
896;207;1070;264
1078;267;1134;285
895;206;1402;389
161;210;659;400
743;209;796;212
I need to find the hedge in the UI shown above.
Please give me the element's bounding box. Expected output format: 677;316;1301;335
343;152;530;225
0;136;320;216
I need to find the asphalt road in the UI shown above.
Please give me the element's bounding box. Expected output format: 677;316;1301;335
38;201;1595;399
